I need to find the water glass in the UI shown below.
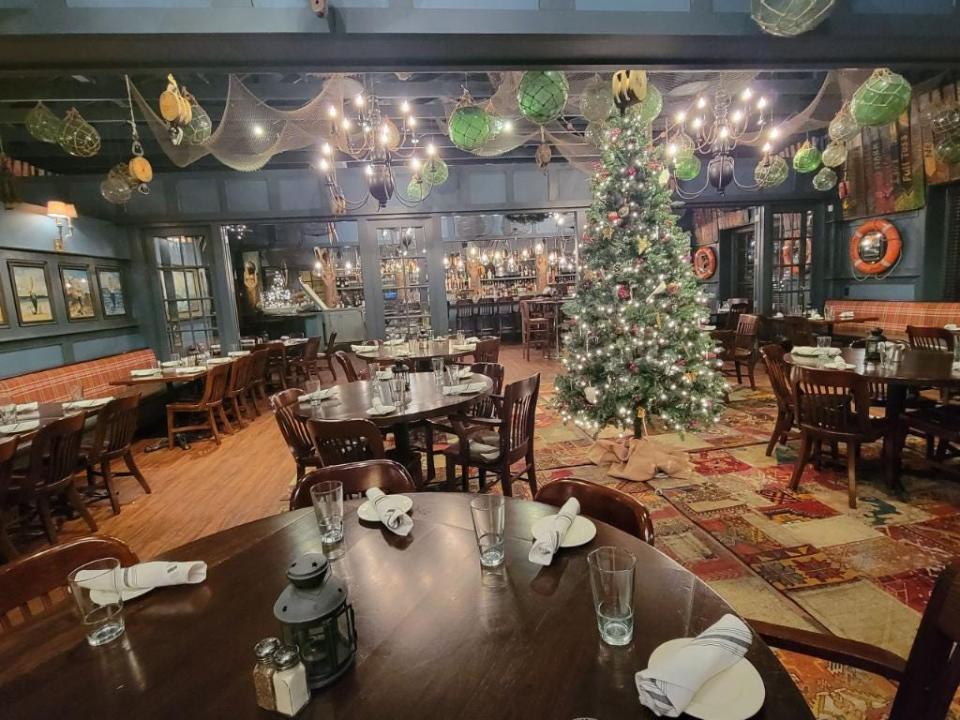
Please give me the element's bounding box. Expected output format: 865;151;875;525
368;362;381;381
170;352;181;367
68;558;126;647
587;546;636;646
390;376;407;407
310;481;344;544
431;357;444;385
470;496;505;568
456;331;466;345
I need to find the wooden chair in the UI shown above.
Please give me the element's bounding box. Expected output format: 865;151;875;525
0;536;138;630
80;395;151;515
535;479;654;544
907;325;956;352
520;300;549;361
289;459;415;509
269;389;321;481
166;361;233;447
306;418;385;466
223;354;254;429
750;560;960;720
288;336;321;385
443;373;540;497
8;413;94;544
900;404;960;473
760;344;795;456
247;348;271;409
333;351;362;382
316;332;338;382
0;437;19;561
781;316;817;348
713;313;760;388
264;341;288;391
726;298;751;329
789;366;890;508
471;337;501;364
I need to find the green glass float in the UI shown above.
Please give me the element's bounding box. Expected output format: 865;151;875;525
448;104;492;152
935;134;960;165
828;103;860;142
851;69;912;127
792;141;821;174
25;102;64;144
183;98;213;146
812;166;838;191
58;107;101;158
927;102;960;138
673;154;702;182
755;154;789;188
580;74;614;124
584;121;607;148
517;71;569;125
821;141;847;168
627;83;662;125
407;177;431;202
421;157;449;186
669;132;696;159
750;0;835;37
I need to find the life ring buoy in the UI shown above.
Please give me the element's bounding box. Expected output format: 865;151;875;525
692;246;717;280
781;238;811;276
850;219;902;277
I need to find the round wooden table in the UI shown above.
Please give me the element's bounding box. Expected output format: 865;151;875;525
0;494;813;720
354;339;474;367
295;372;493;463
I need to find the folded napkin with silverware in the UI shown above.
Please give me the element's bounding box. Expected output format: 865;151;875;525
365;488;413;536
64;397;113;411
299;386;338;402
15;402;38;413
636;614;753;717
442;381;486;395
528;498;579;566
822;355;856;370
383;338;405;346
351;344;378;353
76;561;208;605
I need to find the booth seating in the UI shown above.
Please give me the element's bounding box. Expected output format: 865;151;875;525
824;300;960;341
0;349;159;403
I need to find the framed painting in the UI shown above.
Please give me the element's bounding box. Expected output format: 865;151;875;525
96;267;127;317
9;262;54;325
60;265;97;321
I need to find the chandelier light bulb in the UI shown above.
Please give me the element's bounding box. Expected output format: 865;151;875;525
667;143;678;157
364;164;373;177
731;110;743;123
768;127;780;139
314;261;322;272
318;158;330;173
327;105;337;119
353;94;365;108
408;116;417;128
341;118;352;131
469;246;478;257
762;142;773;153
400;100;410;114
741;88;753;101
675;111;687;124
718;126;729;139
757;97;768;110
502;120;514;132
252;124;264;137
345;261;353;271
426;143;436;157
321;142;332;156
692;117;703;129
410;157;421;171
696;97;707;109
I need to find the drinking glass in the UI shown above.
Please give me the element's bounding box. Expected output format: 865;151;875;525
587;546;636;646
390;376;407;407
310;481;344;544
431;357;445;385
68;558;126;647
470;496;505;568
0;395;15;425
368;362;381;381
816;335;832;367
304;379;321;406
456;331;466;345
170;352;181;367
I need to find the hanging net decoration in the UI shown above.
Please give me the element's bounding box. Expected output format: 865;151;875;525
421;157;449;186
407;177;431;202
821;141;847;168
673;154;702;182
58;108;101;158
448;103;492;152
182;92;213;146
755;155;789;188
100;164;136;205
750;0;835;37
627;83;663;125
792;141;821;173
851;69;912;127
828;103;860;142
25;102;64;144
812;166;838;191
517;71;569;125
580;74;614;123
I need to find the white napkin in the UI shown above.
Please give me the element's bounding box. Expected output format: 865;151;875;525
368;403;396;416
792;345;841;357
174;366;202;374
451;344;476;352
840;311;855;319
773;312;784;318
365;488;413;536
823;356;856;370
16;402;38;413
383;338;405;346
0;420;40;434
945;323;959;331
443;382;485;395
454;367;473;379
64;396;113;410
228;350;251;357
205;357;232;365
528;498;579;566
131;368;160;377
160;361;180;368
375;369;394;380
300;387;338;402
351;344;378;353
465;336;480;343
636;614;753;717
76;561;207;605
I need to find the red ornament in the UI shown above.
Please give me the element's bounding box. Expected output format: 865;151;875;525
627;166;637;177
617;285;630;300
607;211;620;223
609;128;621;142
666;282;680;295
628;362;638;373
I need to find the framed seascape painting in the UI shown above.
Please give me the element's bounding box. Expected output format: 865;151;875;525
9;262;54;325
60;265;97;321
97;267;127;317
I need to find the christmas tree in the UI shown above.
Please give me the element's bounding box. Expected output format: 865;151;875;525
556;110;726;436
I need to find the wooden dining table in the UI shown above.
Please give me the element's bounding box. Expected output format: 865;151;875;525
109;360;235;388
353;339;474;367
0;494;813;720
0;400;109;440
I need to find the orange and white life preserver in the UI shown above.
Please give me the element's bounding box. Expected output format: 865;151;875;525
781;238;811;276
692;246;717;280
850;219;902;276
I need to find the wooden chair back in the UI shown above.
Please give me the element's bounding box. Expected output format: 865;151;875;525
23;413;86;494
469;362;505;420
760;344;792;413
727;298;751;328
226;354;251;395
498;373;541;463
535;479;655;544
301;337;321;362
0;536;138;630
289;459;415;509
907;325;955;352
88;394;141;460
265;340;287;366
735;313;760;350
333;351;360;382
307;418;385;466
473;337;501;363
792;366;873;441
269;389;315;463
200;361;232;404
519;300;539;330
248;348;270;384
782;316;815;347
323;332;338;357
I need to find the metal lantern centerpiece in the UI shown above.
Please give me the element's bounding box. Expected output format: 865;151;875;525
863;328;887;364
274;553;357;689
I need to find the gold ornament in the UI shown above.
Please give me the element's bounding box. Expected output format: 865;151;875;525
601;226;614;240
635;236;650;255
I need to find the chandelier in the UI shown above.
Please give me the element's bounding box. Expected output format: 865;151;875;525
663;84;781;198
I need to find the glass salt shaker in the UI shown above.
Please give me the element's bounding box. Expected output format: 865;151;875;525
253;637;281;711
272;644;310;717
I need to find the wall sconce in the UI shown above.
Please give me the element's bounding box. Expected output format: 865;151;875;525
46;200;77;251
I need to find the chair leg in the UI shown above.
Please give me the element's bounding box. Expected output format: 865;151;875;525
230;397;245;428
846;442;859;509
66;484;98;531
101;459;121;515
36;496;58;544
217;404;233;435
208;408;221;446
789;433;811;491
500;468;513;497
735;361;743;384
461;462;470;493
478;469;486;491
123;451;151;494
766;412;787;456
445;459;457;491
166;407;176;448
527;454;538;496
747;361;756;389
424;425;436;483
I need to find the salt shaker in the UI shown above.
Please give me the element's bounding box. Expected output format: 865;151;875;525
253;637;281;711
272;644;310;716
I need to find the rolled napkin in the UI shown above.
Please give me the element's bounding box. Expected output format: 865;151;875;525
131;368;160;377
528;497;579;566
16;401;38;413
451;343;477;352
945;323;959;331
375;369;394;381
351;344;378;353
823;355;855;370
465;336;480;343
64;396;113;411
300;386;338;402
383;338;405;346
174;366;202;374
365;488;413;536
76;561;207;604
636;614;753;717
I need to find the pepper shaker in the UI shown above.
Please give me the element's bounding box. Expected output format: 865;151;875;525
272;644;310;717
253;637;281;711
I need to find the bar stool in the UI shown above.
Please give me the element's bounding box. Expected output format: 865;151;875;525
454;300;478;335
496;297;518;340
476;299;497;336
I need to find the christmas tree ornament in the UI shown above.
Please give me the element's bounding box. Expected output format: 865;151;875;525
407;177;431;202
617;284;630;300
448;100;492;152
58;108;101;157
673;154;702;182
658;168;671;186
754;154;789;188
585;121;607;147
812;166;838;191
517;71;569;125
792;140;821;173
635;236;650;255
851;69;912;127
627;83;662;125
607;211;621;223
618;205;630;218
828;103;860;142
580;74;615;123
25;102;64;144
421;157;449;186
750;0;835;37
821;141;847;168
611;69;647;116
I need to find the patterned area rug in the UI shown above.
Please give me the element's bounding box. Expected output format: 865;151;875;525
436;383;960;719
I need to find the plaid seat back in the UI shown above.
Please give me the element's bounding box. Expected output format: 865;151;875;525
824;300;960;341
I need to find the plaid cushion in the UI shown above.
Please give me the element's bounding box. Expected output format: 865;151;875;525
824;300;960;341
0;348;157;403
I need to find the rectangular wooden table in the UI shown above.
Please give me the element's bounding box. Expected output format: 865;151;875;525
109;361;236;387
